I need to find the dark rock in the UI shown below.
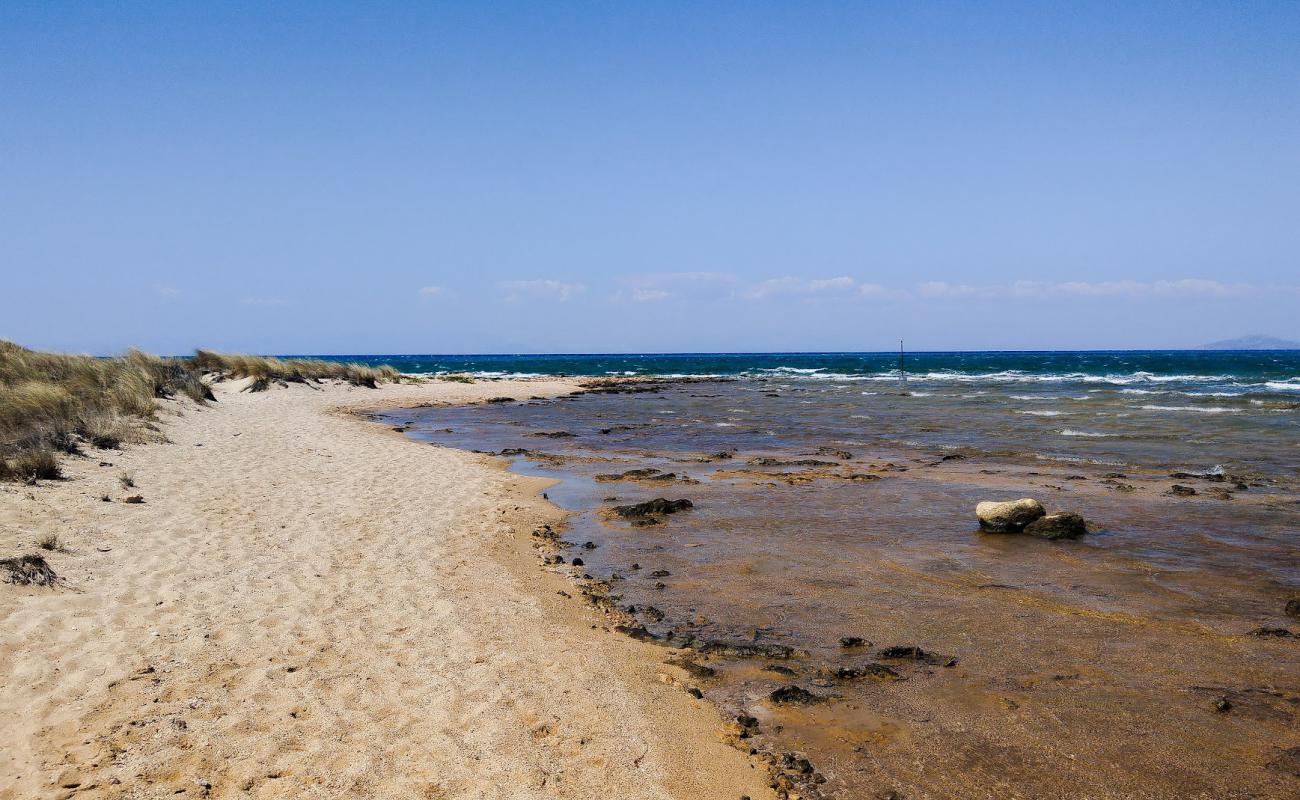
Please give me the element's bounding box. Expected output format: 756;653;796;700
1213;697;1232;712
632;605;665;622
748;457;836;467
835;664;901;682
614;625;656;641
595;468;661;482
1023;512;1087;540
1170;485;1197;496
666;656;717;679
878;645;942;664
123;495;145;504
650;570;671;578
695;640;797;660
581;541;597;549
1285;598;1300;618
686;687;704;699
571;557;584;567
769;685;822;704
1248;626;1293;638
530;430;575;438
762;664;797;676
817;448;854;460
485;397;515;403
839;636;867;648
612;498;694;517
629;518;664;527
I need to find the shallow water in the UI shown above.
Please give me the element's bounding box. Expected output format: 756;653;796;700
386;367;1299;799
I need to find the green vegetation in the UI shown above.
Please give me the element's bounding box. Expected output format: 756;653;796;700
1;341;399;482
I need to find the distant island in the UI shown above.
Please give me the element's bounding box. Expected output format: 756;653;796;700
1201;334;1300;350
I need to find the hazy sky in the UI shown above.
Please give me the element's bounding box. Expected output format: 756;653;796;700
3;2;1298;355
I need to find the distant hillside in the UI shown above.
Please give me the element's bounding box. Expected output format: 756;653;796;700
1201;334;1300;350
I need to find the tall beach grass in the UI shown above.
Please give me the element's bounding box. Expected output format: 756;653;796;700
0;342;397;482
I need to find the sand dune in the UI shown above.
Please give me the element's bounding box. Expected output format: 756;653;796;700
0;379;770;799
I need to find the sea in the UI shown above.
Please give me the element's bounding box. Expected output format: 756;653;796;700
358;351;1298;799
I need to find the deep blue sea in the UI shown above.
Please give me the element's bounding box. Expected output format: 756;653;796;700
310;350;1300;392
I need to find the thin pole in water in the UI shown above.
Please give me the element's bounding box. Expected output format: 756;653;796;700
899;338;907;386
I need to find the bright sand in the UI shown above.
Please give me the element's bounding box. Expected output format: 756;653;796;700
0;380;772;800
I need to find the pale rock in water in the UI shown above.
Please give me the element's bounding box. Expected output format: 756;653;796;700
976;498;1046;532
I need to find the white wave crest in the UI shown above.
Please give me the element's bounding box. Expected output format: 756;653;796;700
1138;405;1237;414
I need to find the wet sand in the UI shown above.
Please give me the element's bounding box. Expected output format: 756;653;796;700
0;379;772;800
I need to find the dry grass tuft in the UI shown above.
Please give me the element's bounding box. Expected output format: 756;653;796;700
0;554;60;586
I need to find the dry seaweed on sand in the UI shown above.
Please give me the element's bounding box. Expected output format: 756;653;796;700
1;554;60;587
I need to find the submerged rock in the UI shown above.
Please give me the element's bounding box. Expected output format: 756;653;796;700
769;685;823;704
833;663;902;682
595;468;661;482
694;639;797;660
1024;512;1087;540
1285;598;1300;618
612;498;694;517
748;457;836;467
1170;484;1198;496
976;498;1046;532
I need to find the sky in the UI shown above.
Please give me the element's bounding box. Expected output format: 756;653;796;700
2;1;1298;355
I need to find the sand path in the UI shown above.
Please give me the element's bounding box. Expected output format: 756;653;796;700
0;380;770;800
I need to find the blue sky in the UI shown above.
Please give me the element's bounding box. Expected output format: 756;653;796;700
2;2;1298;354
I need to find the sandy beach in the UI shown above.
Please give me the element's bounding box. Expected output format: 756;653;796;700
0;379;773;800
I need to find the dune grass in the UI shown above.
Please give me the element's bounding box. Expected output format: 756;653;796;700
190;350;399;390
0;341;212;481
1;341;399;482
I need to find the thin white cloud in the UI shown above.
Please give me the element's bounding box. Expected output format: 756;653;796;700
239;296;289;307
631;288;672;302
918;278;1259;299
918;281;982;298
617;272;742;303
744;276;858;300
417;286;446;298
498;279;586;302
154;285;181;299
